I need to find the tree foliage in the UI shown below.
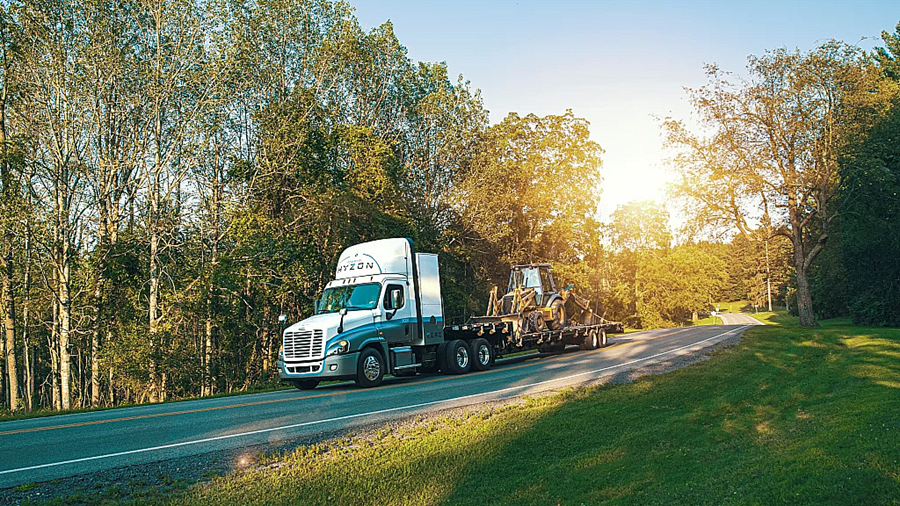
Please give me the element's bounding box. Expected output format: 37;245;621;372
664;41;896;326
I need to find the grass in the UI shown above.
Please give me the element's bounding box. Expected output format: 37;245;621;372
48;314;894;506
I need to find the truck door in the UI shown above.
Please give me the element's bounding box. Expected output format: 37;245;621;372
377;282;412;344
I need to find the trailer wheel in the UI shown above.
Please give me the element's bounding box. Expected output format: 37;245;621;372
470;338;493;371
290;379;319;390
548;299;566;330
600;329;608;347
445;340;472;375
581;330;599;351
355;347;385;388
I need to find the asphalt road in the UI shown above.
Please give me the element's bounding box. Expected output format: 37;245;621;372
717;312;766;325
0;323;756;489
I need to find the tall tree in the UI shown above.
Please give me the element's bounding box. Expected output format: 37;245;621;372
456;110;603;281
0;3;20;410
664;41;894;326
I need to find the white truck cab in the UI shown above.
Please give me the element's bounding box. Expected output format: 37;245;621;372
278;238;444;388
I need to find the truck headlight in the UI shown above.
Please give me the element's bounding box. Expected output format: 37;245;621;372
327;340;350;356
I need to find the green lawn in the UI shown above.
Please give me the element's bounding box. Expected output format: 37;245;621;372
74;315;897;506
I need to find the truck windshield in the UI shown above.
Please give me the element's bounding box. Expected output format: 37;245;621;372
316;283;381;314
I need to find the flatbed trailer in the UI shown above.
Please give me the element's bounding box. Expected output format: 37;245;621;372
444;319;622;358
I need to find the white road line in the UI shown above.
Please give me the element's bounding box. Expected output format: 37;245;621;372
1;325;750;477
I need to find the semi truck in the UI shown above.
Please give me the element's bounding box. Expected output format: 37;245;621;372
277;238;621;389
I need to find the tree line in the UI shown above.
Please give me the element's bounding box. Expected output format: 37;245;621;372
665;25;900;328
0;0;609;413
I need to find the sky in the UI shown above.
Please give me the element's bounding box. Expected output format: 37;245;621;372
353;0;900;221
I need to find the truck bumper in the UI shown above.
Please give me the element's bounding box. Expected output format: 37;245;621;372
278;352;359;381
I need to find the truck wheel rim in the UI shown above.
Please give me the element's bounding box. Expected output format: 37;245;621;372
477;344;490;365
456;347;469;368
363;356;380;381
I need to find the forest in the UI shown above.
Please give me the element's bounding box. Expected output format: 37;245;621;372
0;0;898;414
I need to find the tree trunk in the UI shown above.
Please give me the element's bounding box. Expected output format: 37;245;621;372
795;266;817;327
2;250;18;411
23;223;32;411
789;197;821;327
57;179;73;410
91;200;108;407
59;247;72;410
149;225;160;403
203;306;213;397
50;297;60;410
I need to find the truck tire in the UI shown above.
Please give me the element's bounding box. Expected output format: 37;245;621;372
548;299;566;330
436;342;449;372
470;338;494;371
600;329;608;347
290;379;319;390
444;339;472;375
580;330;599;351
355;347;385;388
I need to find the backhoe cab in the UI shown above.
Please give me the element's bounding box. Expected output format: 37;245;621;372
482;263;565;333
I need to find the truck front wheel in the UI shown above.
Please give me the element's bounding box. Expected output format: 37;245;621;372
445;340;472;375
470;338;494;371
355;348;385;388
290;379;319;390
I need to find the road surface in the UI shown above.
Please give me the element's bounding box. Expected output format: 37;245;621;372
0;324;756;488
717;312;766;325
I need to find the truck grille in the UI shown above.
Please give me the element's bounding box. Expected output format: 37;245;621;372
283;329;325;360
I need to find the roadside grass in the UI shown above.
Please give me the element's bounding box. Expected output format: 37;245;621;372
92;316;899;506
715;300;752;313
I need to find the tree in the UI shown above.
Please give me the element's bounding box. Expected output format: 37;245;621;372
603;200;671;326
456;110;603;282
664;41;894;326
637;245;727;328
838;25;900;325
0;3;21;411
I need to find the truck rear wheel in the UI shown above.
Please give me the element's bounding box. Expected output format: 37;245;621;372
445;339;472;375
600;329;608;347
548;299;566;330
436;342;449;372
470;338;494;371
355;347;385;388
290;379;319;390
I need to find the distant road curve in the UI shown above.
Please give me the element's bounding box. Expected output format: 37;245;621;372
717;312;766;325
